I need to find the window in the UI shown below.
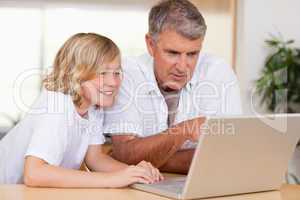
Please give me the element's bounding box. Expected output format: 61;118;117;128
0;0;236;127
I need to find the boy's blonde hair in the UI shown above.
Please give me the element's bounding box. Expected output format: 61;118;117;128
43;33;120;106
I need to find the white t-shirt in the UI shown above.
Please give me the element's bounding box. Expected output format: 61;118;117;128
0;90;105;184
104;53;242;148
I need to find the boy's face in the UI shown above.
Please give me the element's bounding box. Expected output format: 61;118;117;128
81;56;122;108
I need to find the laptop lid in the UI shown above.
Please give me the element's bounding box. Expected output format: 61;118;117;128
182;114;300;199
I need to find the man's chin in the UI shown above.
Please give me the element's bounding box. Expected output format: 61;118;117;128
164;82;186;91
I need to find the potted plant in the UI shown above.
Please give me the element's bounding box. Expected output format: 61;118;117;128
256;35;300;113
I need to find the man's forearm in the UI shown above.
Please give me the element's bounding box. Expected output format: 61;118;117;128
111;117;205;169
111;129;188;168
159;149;195;174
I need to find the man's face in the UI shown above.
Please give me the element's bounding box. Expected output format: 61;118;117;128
146;29;203;91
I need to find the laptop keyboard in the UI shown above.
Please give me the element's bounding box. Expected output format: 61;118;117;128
148;177;186;194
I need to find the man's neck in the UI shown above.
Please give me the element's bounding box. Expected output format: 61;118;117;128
159;84;182;94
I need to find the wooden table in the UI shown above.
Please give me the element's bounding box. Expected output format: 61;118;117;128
1;184;300;200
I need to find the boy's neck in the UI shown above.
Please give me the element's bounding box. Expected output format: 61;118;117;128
76;97;91;117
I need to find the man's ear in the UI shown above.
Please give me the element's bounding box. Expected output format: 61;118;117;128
145;33;155;57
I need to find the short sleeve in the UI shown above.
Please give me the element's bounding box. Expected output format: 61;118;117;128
103;59;143;136
25;114;67;166
88;109;106;145
88;133;105;145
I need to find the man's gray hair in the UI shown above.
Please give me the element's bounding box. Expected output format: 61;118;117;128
148;0;207;41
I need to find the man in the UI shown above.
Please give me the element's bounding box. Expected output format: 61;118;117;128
104;0;242;174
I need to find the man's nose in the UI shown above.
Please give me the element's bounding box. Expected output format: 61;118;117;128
176;54;188;73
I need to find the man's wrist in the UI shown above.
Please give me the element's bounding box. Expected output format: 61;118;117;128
166;123;191;140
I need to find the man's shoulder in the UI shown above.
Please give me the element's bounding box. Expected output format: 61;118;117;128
197;52;230;70
194;52;235;81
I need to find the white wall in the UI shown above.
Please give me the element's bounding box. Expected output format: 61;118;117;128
236;0;300;115
192;0;234;65
0;0;235;127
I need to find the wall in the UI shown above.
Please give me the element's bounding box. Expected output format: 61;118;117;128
236;0;300;115
192;0;235;65
0;0;235;127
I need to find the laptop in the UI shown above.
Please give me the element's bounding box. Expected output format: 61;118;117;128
132;114;300;199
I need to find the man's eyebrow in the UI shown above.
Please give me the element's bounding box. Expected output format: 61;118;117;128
164;49;200;55
165;49;181;54
187;50;200;54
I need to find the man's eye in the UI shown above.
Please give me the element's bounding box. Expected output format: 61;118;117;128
187;52;198;57
168;51;179;56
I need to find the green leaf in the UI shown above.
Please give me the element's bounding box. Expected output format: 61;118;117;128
256;34;300;112
265;39;280;47
286;40;295;45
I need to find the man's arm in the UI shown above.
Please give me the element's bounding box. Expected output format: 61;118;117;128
111;117;205;169
159;149;195;174
111;132;186;168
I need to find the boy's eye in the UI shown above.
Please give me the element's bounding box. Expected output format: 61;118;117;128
98;69;122;76
113;70;123;76
99;71;107;75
